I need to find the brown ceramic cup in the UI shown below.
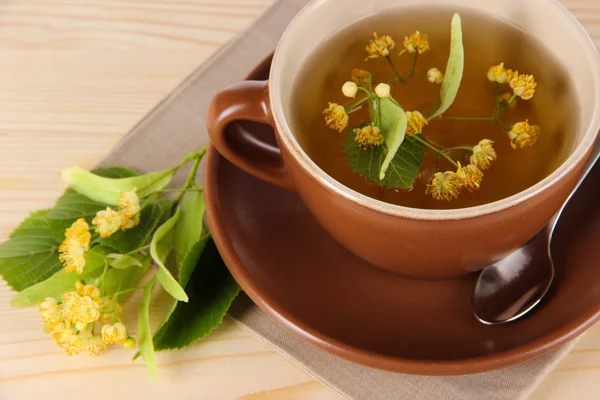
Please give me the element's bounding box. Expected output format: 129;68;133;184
207;0;600;279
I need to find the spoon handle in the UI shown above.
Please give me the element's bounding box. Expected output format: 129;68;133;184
549;141;600;229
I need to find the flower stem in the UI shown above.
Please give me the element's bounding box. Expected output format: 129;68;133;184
385;56;405;83
435;117;496;122
99;260;109;289
124;244;151;256
441;146;473;153
346;94;372;112
173;146;206;206
157;188;203;193
411;135;458;168
408;53;419;78
508;94;517;104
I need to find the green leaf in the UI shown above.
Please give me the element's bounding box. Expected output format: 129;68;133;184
10;246;109;307
103;255;151;302
174;187;205;265
46;167;139;242
137;279;157;379
106;253;143;269
344;131;426;189
377;98;408;180
60;152;200;205
153;238;240;351
428;13;464;120
150;209;188;302
152;236;210;343
98;197;172;253
0;210;62;291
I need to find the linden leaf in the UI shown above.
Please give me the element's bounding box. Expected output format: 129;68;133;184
137;279;157;379
173;186;205;265
60;151;201;206
377;98;408;180
152;237;210;348
428;13;464;120
153;238;240;351
150;208;188;302
344;130;426;189
46;167;139;242
98;197;172;253
10;246;110;307
0;210;63;291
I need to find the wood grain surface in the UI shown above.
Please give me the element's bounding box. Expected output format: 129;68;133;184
0;1;598;399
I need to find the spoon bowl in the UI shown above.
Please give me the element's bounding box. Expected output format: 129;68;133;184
473;149;600;325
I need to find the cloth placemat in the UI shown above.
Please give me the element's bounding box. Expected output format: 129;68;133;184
99;1;576;398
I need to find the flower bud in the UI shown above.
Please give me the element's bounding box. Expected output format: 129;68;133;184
375;83;391;98
427;68;444;84
123;337;137;349
342;81;358;98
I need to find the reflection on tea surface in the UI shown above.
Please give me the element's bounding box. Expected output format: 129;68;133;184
292;8;576;209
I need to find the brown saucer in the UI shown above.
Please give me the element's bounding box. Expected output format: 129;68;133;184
204;59;600;376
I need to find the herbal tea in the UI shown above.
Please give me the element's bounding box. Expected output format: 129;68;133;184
291;9;576;209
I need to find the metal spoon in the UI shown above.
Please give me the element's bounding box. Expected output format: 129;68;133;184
472;147;600;325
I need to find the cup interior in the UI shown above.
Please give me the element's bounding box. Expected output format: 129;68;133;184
269;0;600;217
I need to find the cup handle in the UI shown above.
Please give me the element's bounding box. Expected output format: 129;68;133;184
207;80;294;190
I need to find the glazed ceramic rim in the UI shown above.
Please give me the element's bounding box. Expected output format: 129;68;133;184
269;0;600;221
205;145;600;375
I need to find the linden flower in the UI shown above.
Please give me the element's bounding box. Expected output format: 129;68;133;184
510;73;537;100
509;120;540;149
400;31;430;55
426;171;461;201
365;33;395;60
499;92;518;110
405;111;428;136
487;63;509;84
52;327;84;356
101;322;128;345
98;298;123;324
323;103;349;133
76;281;101;303
83;335;107;356
39;297;60;324
354;124;384;150
456;163;484;192
470;139;497;171
342;81;358;98
60;290;100;325
427;68;444;84
351;69;371;85
118;189;140;219
92;207;122;238
59;218;91;274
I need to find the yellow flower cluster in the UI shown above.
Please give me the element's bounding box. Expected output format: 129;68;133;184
353;125;384;150
509;120;540;149
487;63;536;100
92;189;141;238
323;103;349;133
58;219;91;274
405;111;428;136
39;281;131;356
365;33;395;60
427;140;496;201
470;139;497;170
400;31;430;56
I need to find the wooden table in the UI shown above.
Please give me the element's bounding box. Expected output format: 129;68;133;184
0;1;598;399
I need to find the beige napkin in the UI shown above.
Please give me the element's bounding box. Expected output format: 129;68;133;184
99;1;575;398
